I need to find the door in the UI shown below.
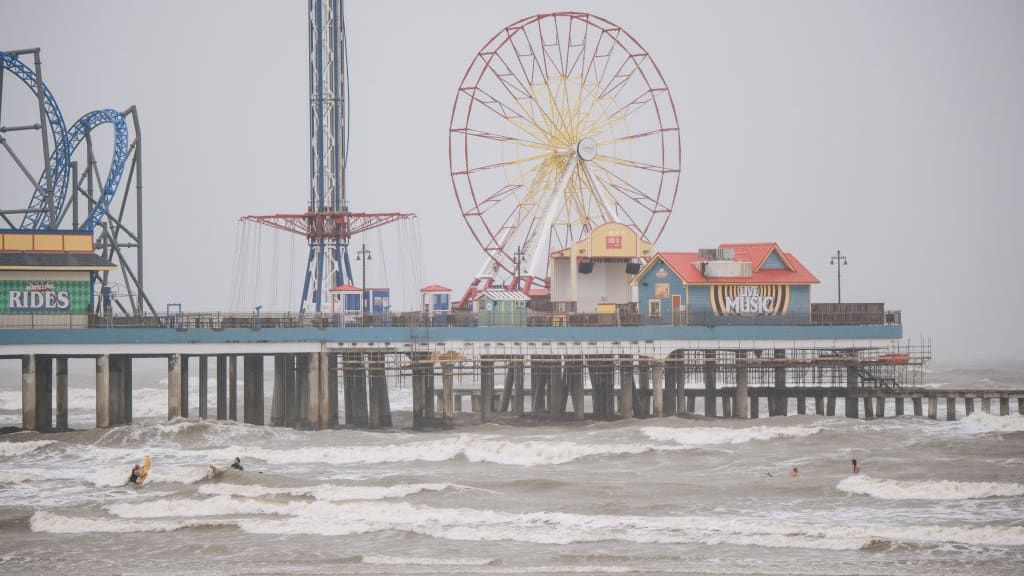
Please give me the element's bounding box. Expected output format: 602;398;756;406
671;294;682;325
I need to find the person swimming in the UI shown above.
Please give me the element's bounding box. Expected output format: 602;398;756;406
852;459;860;474
789;467;799;477
231;457;243;471
128;464;142;484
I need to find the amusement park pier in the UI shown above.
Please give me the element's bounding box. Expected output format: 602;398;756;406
4;6;1015;434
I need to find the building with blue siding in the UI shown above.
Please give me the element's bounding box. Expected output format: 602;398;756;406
633;243;820;325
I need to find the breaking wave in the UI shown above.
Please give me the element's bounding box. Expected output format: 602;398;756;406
837;475;1024;500
57;497;1023;550
0;440;55;457
202;435;679;467
640;424;822;445
197;481;453;501
957;412;1024;434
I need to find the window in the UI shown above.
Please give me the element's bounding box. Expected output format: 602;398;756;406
648;299;661;318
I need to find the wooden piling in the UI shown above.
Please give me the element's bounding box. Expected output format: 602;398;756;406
271;354;287;426
243;354;264;425
368;352;390;427
442;362;454;423
229;355;238;421
875;396;885;418
480;360;494;422
964;397;974;416
826;395;836;416
177;355;189;418
96;354;110;428
750;394;759;418
513;359;525;416
664;359;678;417
637;360;651;417
412;355;427;430
653;364;665;417
531;356;547;414
569;361;584;420
895;397;904;416
35;356;53;432
619;356;634;420
216;355;228;420
928;395;937;419
55;356;68;430
21;355;37;431
343;352;369;427
797;396;806;415
913;396;923;416
863;396;874;419
946;396;956;421
198;356;208;420
735;351;749;419
703;350;717;417
845;366;859;418
168;354;182;420
815;394;825;416
999;397;1010;416
773;349;787;417
981;397;991;414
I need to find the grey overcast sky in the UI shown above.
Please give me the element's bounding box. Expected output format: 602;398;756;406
1;1;1022;362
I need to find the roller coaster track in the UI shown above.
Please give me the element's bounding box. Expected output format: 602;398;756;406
1;50;129;231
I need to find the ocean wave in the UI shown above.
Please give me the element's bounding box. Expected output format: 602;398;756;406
107;494;304;518
90;465;213;488
30;510;234;533
0;440;55;457
957;412;1024;434
203;435;680;467
0;470;40;483
837;475;1024;500
39;498;1024;549
361;555;495;566
640;424;822;446
197;481;453;501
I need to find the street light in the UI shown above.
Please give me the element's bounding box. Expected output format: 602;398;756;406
829;250;848;303
513;244;525;289
356;243;372;320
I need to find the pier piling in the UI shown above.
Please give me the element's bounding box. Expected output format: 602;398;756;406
198;356;208;420
55;357;68;430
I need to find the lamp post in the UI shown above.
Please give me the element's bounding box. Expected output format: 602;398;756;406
830;250;848;303
356;243;371;320
513;244;525;289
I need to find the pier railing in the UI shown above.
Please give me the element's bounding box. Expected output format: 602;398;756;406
55;305;905;330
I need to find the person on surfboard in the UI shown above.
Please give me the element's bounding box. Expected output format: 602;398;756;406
230;457;243;471
128;456;152;486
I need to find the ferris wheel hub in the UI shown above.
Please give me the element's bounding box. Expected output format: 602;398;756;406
576;138;598;162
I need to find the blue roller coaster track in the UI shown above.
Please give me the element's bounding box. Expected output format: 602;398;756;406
1;50;129;231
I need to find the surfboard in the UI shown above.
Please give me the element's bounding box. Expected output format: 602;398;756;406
136;455;152;486
208;464;230;479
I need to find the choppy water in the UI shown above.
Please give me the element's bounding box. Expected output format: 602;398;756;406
1;361;1022;575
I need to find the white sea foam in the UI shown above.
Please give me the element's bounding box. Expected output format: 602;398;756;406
361;555;494;566
197;481;453;501
107;494;304;518
957;412;1024;434
640;424;822;446
30;510;234;533
0;440;55;457
38;497;1024;549
0;470;40;483
837;475;1024;500
203;435;678;467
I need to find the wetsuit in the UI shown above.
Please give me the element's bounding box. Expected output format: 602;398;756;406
231;462;243;471
128;469;140;484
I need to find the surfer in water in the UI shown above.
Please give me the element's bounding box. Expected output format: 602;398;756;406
789;467;799;478
127;464;142;484
231;457;243;471
852;459;860;474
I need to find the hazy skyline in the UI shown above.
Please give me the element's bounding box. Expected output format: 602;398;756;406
1;1;1022;361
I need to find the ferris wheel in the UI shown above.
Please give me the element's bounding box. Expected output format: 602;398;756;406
450;12;681;294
